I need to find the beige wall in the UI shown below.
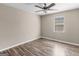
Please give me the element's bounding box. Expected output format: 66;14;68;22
41;9;79;44
0;3;79;51
0;4;40;50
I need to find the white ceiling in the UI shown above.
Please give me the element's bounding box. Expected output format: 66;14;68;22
3;3;79;15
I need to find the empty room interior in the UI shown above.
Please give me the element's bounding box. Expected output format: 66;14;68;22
0;3;79;56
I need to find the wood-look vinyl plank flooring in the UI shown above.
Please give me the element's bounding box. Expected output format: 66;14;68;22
0;38;79;56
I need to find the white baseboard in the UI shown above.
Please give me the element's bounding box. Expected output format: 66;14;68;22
41;36;79;46
0;37;40;52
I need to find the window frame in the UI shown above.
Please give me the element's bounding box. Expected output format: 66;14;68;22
53;16;65;33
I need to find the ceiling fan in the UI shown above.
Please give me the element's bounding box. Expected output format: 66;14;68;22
35;3;56;13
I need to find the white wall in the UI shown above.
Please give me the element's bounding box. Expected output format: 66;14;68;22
0;4;40;50
41;9;79;44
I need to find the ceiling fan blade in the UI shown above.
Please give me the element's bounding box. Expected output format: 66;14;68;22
35;10;44;12
46;3;55;9
47;9;57;11
35;5;43;9
35;10;47;13
44;3;46;7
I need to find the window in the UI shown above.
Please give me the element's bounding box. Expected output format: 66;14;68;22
54;16;64;32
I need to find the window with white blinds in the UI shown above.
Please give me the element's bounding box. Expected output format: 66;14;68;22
54;16;64;32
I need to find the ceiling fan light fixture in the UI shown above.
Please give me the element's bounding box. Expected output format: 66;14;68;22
35;3;56;13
